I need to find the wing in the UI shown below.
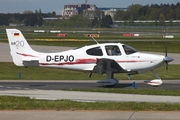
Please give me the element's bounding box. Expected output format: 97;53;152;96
93;58;126;75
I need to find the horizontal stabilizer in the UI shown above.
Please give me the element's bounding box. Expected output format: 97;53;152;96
23;61;39;67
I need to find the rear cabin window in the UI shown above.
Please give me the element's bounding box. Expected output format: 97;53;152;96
86;47;103;56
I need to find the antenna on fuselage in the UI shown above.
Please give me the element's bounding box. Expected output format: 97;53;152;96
88;34;99;44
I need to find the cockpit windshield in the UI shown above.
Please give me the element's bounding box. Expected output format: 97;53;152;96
123;44;138;55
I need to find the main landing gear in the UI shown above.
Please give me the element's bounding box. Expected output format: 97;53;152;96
97;71;119;86
94;59;119;86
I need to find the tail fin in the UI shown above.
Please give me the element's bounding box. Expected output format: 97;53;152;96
6;29;39;66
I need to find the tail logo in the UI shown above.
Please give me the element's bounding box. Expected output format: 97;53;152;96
11;41;24;49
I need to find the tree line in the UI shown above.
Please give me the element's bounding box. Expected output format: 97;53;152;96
0;12;112;28
0;13;45;26
0;9;56;26
114;2;180;26
43;14;113;28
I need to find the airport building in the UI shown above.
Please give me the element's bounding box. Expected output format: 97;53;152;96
62;4;96;18
61;3;127;19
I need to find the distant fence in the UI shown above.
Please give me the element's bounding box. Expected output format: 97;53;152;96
123;34;139;37
34;30;61;33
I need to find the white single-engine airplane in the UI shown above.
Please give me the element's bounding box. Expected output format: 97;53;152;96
6;29;174;86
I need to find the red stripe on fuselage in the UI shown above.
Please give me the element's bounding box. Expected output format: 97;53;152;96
40;58;97;66
39;59;156;66
17;52;37;57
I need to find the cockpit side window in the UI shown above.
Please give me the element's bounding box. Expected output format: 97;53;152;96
123;45;138;55
86;47;103;56
105;45;121;56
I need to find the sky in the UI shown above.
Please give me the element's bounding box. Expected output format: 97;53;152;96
0;0;180;15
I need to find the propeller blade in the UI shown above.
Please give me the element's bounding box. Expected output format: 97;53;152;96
165;46;168;70
164;46;174;71
165;61;168;70
165;46;167;57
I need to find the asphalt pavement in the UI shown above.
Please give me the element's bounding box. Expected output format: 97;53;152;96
1;111;180;120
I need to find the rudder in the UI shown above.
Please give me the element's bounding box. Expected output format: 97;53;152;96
6;29;38;66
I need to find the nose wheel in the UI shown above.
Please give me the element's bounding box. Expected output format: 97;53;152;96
144;70;162;86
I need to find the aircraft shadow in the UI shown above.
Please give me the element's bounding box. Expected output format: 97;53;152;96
98;83;132;88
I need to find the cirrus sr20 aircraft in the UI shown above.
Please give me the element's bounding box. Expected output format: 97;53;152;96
6;29;174;86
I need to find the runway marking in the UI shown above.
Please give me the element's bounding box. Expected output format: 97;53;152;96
7;86;13;89
0;85;39;90
24;88;30;90
128;111;136;120
14;87;21;89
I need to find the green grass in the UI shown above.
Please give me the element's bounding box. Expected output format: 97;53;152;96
0;96;180;111
0;62;179;80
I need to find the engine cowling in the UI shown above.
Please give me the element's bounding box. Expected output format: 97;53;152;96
144;79;163;86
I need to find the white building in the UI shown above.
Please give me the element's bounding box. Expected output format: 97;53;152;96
62;4;96;18
104;9;117;19
62;8;78;18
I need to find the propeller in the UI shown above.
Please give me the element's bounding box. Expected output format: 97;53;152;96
164;46;174;70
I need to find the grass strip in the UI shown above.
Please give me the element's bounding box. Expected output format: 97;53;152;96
0;96;180;111
0;62;179;80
